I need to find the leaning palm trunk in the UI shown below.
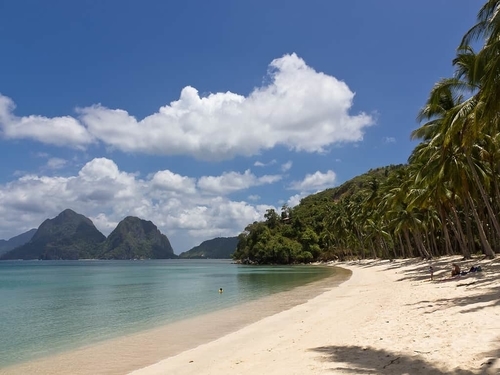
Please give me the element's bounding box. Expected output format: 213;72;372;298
467;192;495;258
439;206;453;255
423;229;434;258
463;200;477;257
429;230;439;257
379;236;391;259
397;233;407;258
466;153;500;240
403;229;414;258
450;206;471;258
413;230;431;259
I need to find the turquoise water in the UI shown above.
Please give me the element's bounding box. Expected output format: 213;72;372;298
0;259;335;368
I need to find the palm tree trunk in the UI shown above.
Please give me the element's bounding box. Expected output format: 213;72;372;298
450;206;471;258
430;230;439;257
467;192;495;258
397;233;406;258
463;200;476;256
413;230;430;259
403;229;414;258
466;153;500;239
439;206;452;255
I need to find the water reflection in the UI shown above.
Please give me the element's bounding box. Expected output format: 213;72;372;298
235;265;335;299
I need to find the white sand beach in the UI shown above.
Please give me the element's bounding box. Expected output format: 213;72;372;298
2;257;499;375
131;257;500;375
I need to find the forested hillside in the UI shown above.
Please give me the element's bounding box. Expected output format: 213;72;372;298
233;165;407;264
179;237;238;259
234;0;500;264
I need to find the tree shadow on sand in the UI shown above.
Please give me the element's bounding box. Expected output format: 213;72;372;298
309;345;499;374
346;257;500;314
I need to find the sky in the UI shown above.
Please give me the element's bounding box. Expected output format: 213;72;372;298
0;0;481;253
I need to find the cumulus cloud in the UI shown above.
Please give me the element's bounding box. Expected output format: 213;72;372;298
0;54;373;160
289;170;336;191
150;170;197;195
197;169;281;195
383;136;396;143
287;193;305;207
0;158;278;252
0;94;93;147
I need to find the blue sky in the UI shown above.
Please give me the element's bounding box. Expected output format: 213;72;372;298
0;1;480;252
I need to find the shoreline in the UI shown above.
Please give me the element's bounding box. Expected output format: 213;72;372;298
0;266;349;375
131;256;500;375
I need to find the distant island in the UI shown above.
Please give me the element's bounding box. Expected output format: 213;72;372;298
178;237;238;259
0;229;37;256
0;209;176;260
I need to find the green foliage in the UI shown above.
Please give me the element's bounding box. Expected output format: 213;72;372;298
233;166;405;264
178;237;238;259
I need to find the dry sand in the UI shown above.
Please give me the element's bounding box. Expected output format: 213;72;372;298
2;257;499;375
0;267;348;375
131;257;500;375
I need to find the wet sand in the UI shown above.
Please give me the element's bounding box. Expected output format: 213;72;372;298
0;267;349;375
131;257;500;375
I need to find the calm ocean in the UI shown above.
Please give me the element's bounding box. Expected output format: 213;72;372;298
0;259;335;369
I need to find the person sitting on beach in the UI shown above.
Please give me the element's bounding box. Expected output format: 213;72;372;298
469;265;482;273
451;263;461;277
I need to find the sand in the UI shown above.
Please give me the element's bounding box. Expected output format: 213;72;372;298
2;257;499;375
0;267;348;375
131;257;500;375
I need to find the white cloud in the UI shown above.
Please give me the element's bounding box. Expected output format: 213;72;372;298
281;160;292;172
0;158;278;252
0;54;373;160
150;170;197;195
45;158;67;170
254;160;277;167
289;170;336;191
287;193;304;208
0;94;93;147
197;169;281;195
383;136;396;143
248;194;260;201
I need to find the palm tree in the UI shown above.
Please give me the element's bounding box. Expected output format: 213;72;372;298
461;0;500;127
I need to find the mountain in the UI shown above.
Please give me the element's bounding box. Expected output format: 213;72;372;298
98;216;176;259
0;209;106;260
0;229;37;256
178;237;238;259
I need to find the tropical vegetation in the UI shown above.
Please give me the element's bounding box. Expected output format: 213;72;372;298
233;0;500;263
178;237;238;259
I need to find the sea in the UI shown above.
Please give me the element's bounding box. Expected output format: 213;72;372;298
0;259;341;370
